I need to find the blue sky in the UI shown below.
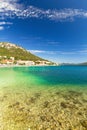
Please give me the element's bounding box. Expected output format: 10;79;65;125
0;0;87;63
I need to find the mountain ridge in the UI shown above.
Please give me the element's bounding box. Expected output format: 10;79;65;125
0;42;54;66
0;42;44;61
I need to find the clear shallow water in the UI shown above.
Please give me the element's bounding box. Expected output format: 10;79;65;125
23;66;87;85
0;66;87;130
1;66;87;86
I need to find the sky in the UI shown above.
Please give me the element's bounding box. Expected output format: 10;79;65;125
0;0;87;63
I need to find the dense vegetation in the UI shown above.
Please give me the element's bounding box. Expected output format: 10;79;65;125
0;42;44;61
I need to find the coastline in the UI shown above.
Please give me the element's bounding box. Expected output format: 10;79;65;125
0;64;87;68
0;64;58;68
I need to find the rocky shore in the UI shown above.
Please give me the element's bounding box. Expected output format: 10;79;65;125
1;87;87;130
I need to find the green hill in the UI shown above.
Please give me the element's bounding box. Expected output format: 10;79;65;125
0;42;44;61
79;62;87;66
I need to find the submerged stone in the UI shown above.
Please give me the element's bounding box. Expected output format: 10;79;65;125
55;91;61;95
29;97;36;103
80;120;87;128
34;93;41;98
61;102;67;108
18;107;25;111
40;115;47;121
60;101;76;109
8;102;20;108
68;90;82;97
43;101;49;108
82;99;87;103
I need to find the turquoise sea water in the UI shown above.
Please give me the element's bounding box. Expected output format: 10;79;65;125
23;65;87;85
0;66;87;130
1;65;87;86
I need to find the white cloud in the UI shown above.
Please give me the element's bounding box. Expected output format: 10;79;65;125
78;49;87;54
12;6;87;21
29;49;87;55
0;0;22;19
0;26;4;30
0;21;13;25
29;50;56;54
29;50;46;53
0;1;87;21
0;21;13;30
58;51;74;55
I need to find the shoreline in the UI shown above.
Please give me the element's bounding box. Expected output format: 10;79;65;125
0;64;87;68
0;64;58;68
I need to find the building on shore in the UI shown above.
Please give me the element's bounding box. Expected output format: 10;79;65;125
17;60;35;66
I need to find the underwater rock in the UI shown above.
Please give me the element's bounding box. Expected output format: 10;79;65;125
29;97;36;103
3;95;7;98
40;115;47;122
68;90;82;97
0;95;7;102
82;99;87;103
43;101;49;108
18;107;25;111
77;112;83;115
34;93;41;98
61;102;67;108
60;102;76;109
0;98;4;102
55;91;61;95
72;99;82;105
27;109;30;112
14;102;20;106
80;120;87;128
8;102;20;108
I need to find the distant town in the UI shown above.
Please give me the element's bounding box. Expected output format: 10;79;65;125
0;42;57;67
0;55;54;66
0;42;87;67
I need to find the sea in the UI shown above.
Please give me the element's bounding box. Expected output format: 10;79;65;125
0;66;87;130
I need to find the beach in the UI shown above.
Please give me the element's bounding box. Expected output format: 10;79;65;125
0;66;87;130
